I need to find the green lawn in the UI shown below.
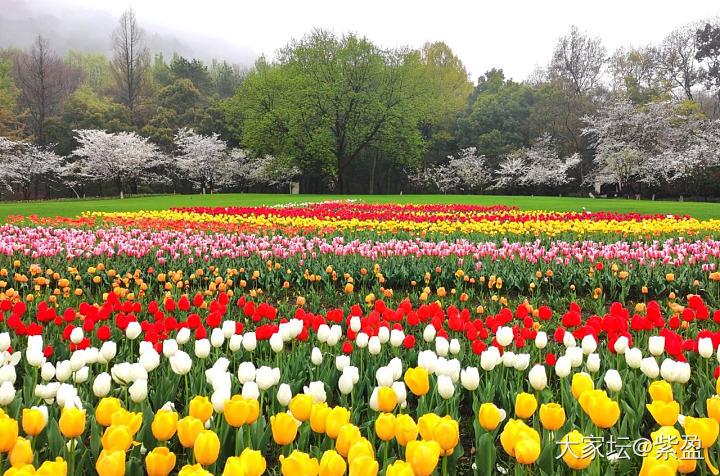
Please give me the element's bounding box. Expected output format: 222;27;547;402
2;193;720;219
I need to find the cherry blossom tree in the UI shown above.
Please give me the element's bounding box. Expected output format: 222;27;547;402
174;128;228;194
491;153;528;190
229;149;300;191
0;137;66;199
447;147;491;192
73;129;166;198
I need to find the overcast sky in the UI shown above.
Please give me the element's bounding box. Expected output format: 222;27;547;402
4;0;720;82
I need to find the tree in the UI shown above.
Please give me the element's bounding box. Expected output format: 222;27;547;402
210;60;243;98
169;55;211;95
696;20;720;112
658;22;701;100
0;54;25;139
228;30;430;193
491;153;527;191
64;50;114;94
609;46;670;103
174;128;228;194
111;8;148;112
0;140;65;199
13;36;79;144
549;26;606;96
73;129;166;198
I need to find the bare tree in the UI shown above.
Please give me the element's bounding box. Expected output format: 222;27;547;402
111;8;147;112
550;26;607;96
658;22;702;101
13;35;79;144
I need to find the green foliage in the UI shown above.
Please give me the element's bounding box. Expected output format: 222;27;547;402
169;54;212;95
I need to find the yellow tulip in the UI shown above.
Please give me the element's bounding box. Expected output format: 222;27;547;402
348;455;379;476
709;397;720;424
539;403;565;431
36;457;67;476
189;396;213;424
348;438;375;466
3;465;36;476
377;387;397;412
96;449;126;476
325;407;351;439
95;397;122;427
101;424;133;451
9;437;33;467
647;400;680;426
559;430;592;470
221;457;248;476
478;403;501;431
433;417;459;456
417;413;441;441
271;412;298;446
336;423;362;457
395;414;418;447
145;447;177;476
193;430;220;466
319;449;346;476
59;408;85;438
246;399;260;424
279;450;320;476
588;393;620;428
500;419;540;462
514;393;538;419
571;373;594;399
385;460;415;476
310;402;331;434
515;436;541;464
151;409;178;442
404;367;430;396
405;440;442;476
177;416;204;448
0;415;18;452
375;413;396;441
224;395;250;427
684;417;719;448
178;463;213;476
110;408;142;435
239;448;266;476
289;394;314;422
21;408;46;436
578;389;607;415
649;380;674;403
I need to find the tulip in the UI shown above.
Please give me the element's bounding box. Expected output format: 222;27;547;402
571;373;594;399
178;463;213;476
310;402;331;434
37;457;67;475
336;423;362;457
539;403;566;431
101;424;133;451
95;449;126;476
528;365;547;391
386;460;415;476
640;357;659;379
395;414;418;446
59;407;85;438
93;372;112;398
95;397;122;427
110;408;142;435
325;406;351;439
237;448;266;476
270;412;298;446
22;406;47;436
588;393;620;428
460;367;480;391
194;430;220;466
649;336;665;356
319;449;347;476
500;419;540;463
684;417;719;448
0;415;17;452
375;413;396;441
649;380;674;402
404;367;429;396
277;383;292;407
603;369;622;393
405;440;442;476
586;353;600;373
554;356;571;378
177;416;204;448
9;437;32;466
348;455;379;476
377;386;397;412
709;397;720;424
279;450;320;476
433;417;459;456
436;375;454;400
289;394;313;422
152;409;178;442
189;396;213;424
347;438;375;465
146;447;177;476
224;395;250;427
514;393;537;419
559;430;592;470
478;403;502;431
647;400;680;426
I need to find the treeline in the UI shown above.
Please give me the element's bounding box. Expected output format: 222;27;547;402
1;9;720;199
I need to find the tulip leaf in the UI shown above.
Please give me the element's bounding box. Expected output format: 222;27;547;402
537;437;554;475
89;417;101;460
47;418;64;457
475;432;495;476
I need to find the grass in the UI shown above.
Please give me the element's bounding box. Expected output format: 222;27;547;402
1;193;720;219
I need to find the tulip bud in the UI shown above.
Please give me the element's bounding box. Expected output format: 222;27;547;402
356;333;369;349
625;348;642;368
338;373;354;395
581;335;597;354
640;357;659;379
242;332;257;352
317;325;330;343
555;356;571;378
496;326;514;347
435;337;449;357
528;364;547;391
125;322;141;340
93;372;112;398
311;347;323;366
228;334;243;352
604;369;622;393
70;327;84;345
222;320;236;339
176;328;191;345
368;336;381;355
586;353;601;373
390;330;404;348
460;367;480;391
162;339;178;358
437;375;454;400
210;328;225;348
648;336;665;357
535;331;547;349
350;316;361;333
378;326;390;345
613;336;629;354
699;337;714;359
194;339;211;359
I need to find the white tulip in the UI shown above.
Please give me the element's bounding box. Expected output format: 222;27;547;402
502;351;517;368
84;348;99;365
176;328;191;345
40;362;55;381
604;370;622;392
350;316;361;333
69;350;86;372
0;365;15;384
317;325;330;343
343;366;360;385
162;339;178;358
563;333;576;348
435;337;449;357
449;338;461;355
194;339;211;359
125;322;141;340
566;347;583;367
0;381;16;406
139;349;160;372
211;387;231;413
480;348;500;372
335;355;350;372
311;347;323;366
534;331;547;349
369;387;379;411
222;320;236;339
304;381;327;403
169;351;192;376
378;327;390;345
0;333;9;352
496;326;514;347
55;360;72;382
586;353;601;373
648;336;665;357
368;336;381;355
640;357;659;379
269;333;284;353
625;348;643;368
388;358;403;381
528;364;547;391
437;375;455;399
25;348;45;368
514;353;530;372
70;327;84;344
242;381;260;400
376;366;394;387
255;366;275;390
581;335;597;354
677;362;691;383
329;325;343;346
423;325;436;343
392;381;407;404
242;332;257;352
390;330;404;348
210;328;225;348
338;372;354;395
99;341;117;362
660;358;678;382
613;336;629;354
699;337;714;359
237;362;256;384
460;367;480;391
356;333;369;349
55;383;76;408
229;335;243;352
138;342;153;356
418;350;438;374
277;384;292;406
73;366;89;384
555;356;571;378
129;379;148;402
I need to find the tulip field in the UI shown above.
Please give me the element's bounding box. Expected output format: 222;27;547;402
3;199;720;476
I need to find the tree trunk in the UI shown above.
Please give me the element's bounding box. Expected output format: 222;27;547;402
369;152;378;195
